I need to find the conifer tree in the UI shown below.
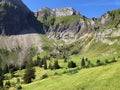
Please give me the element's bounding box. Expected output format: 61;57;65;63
53;60;60;69
81;57;86;68
44;60;47;70
0;67;4;88
23;61;35;83
68;61;76;68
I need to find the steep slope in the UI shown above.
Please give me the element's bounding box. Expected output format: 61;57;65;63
0;0;45;65
0;0;44;35
23;60;120;90
35;7;98;41
0;0;120;66
98;9;120;29
35;8;120;41
35;8;120;57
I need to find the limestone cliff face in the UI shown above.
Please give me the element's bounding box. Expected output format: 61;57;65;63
35;7;80;18
46;18;97;41
98;9;120;27
52;7;80;17
35;7;97;41
35;7;120;42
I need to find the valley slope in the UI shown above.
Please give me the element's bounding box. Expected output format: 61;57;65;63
0;0;120;90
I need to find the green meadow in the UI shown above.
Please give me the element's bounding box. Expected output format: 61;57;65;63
23;59;120;90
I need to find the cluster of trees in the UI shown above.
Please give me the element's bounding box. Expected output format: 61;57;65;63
3;78;22;90
32;56;50;69
66;57;117;69
81;57;93;68
0;52;118;87
33;56;61;70
49;60;60;70
81;57;117;68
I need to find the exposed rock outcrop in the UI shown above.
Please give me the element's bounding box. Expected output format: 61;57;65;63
0;0;120;65
35;7;80;18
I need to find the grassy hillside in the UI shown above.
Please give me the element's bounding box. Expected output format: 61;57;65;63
5;53;119;90
23;60;120;90
99;9;120;29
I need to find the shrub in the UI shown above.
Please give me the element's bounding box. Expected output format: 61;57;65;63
16;85;22;90
86;60;91;68
63;71;67;74
96;60;100;66
111;57;117;62
41;74;48;79
68;61;76;68
64;58;67;63
16;78;21;84
63;54;69;63
96;60;104;66
5;81;11;88
48;63;53;70
39;59;43;68
11;82;16;87
105;59;110;64
54;72;58;75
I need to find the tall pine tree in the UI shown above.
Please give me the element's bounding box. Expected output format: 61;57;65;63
0;67;4;88
53;60;60;69
81;57;86;68
44;60;47;70
23;61;35;84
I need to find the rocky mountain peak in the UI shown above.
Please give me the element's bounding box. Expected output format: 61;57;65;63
35;7;80;18
52;7;80;17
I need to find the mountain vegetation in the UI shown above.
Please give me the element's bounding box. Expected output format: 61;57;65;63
0;0;120;90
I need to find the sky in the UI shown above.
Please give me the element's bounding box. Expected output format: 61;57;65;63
22;0;120;18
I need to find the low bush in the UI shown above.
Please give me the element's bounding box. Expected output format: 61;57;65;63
5;81;11;88
68;61;77;68
16;85;22;90
41;74;48;79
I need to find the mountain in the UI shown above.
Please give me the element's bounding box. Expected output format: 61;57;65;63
98;9;120;28
0;0;44;35
0;1;120;90
0;0;44;65
35;7;80;18
35;8;120;41
35;7;97;41
35;8;120;56
0;0;120;66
